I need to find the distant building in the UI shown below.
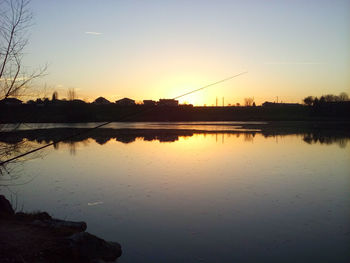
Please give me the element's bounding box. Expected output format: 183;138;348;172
262;102;300;107
93;97;111;104
0;98;22;105
71;99;86;104
181;103;193;108
143;100;156;106
115;97;135;106
158;99;178;107
35;98;45;107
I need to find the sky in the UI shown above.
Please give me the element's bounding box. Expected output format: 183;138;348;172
23;0;350;105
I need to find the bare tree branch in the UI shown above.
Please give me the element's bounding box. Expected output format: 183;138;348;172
244;97;255;107
0;0;46;178
0;0;44;100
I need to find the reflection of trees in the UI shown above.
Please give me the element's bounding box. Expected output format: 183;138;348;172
1;128;349;148
1;141;32;174
0;128;349;167
0;128;42;190
0;128;189;146
61;140;90;155
95;137;110;145
244;133;255;142
53;142;59;150
0;140;42;187
115;135;136;144
68;142;76;155
156;134;180;142
303;133;348;148
338;139;348;148
0;142;25;176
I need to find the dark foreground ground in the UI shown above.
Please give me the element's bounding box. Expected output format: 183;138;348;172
0;196;122;263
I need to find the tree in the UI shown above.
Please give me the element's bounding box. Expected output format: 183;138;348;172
0;0;46;178
323;94;337;102
339;92;349;101
319;96;326;104
303;96;314;106
67;88;76;101
0;0;46;100
244;97;254;106
52;91;58;101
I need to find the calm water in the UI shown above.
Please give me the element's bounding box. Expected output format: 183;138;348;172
1;123;349;262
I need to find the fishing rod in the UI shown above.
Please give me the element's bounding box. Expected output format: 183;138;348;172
173;72;247;100
0;71;247;166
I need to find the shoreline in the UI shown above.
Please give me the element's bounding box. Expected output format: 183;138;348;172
0;195;122;263
1;103;349;123
1;121;349;149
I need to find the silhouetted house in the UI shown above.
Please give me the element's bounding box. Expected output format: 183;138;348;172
158;99;178;107
262;101;300;107
35;98;45;107
0;98;22;105
115;98;135;106
181;103;194;108
93;97;111;104
71;99;86;104
50;99;66;105
143;100;156;106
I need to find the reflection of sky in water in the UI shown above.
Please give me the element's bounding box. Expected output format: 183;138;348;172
1;133;350;262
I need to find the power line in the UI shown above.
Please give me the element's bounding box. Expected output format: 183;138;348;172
173;72;247;100
0;71;247;166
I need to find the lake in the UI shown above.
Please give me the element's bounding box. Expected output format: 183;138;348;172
1;122;349;262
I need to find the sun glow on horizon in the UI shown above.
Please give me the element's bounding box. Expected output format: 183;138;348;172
22;0;350;105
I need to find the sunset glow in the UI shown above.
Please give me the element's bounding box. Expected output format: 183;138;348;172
1;1;350;262
23;0;350;105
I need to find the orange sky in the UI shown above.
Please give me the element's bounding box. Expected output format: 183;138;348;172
25;0;350;105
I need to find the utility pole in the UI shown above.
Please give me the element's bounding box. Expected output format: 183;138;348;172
216;97;218;107
222;97;224;107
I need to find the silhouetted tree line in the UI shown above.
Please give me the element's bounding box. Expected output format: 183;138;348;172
1;90;350;122
1;101;349;122
303;92;349;106
301;92;350;118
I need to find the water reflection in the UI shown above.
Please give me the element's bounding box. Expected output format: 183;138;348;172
0;125;349;263
0;127;349;150
303;133;348;148
0;140;43;177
